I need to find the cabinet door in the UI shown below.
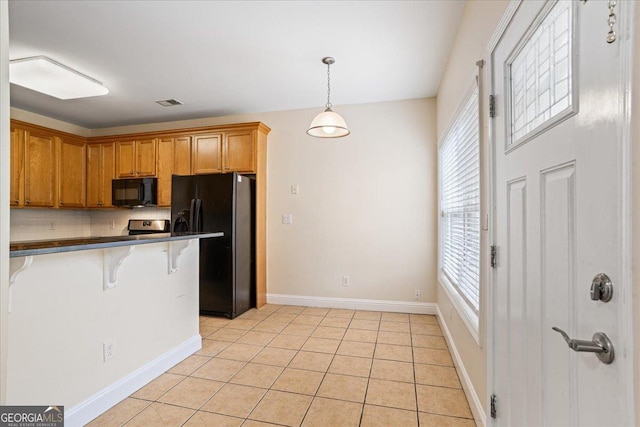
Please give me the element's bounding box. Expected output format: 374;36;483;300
174;136;192;175
58;138;86;208
10;126;24;207
136;138;157;176
116;140;136;177
157;137;174;207
86;144;102;207
24;130;56;207
101;143;115;207
192;134;222;174
224;131;255;173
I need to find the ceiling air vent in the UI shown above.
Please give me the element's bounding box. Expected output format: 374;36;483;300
155;99;183;107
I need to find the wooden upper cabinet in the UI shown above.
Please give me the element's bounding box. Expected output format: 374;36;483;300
157;137;175;207
10;126;24;207
58;137;86;208
224;130;255;173
101;143;115;207
115;139;156;177
87;143;115;208
86;144;102;207
136;138;157;176
157;136;191;207
192;134;222;174
116;140;136;177
24;129;57;207
174;136;192;175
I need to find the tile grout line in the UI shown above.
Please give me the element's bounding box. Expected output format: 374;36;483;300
119;307;465;426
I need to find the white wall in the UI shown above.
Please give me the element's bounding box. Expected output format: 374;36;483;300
89;207;170;237
56;98;438;304
10;209;91;241
10;107;91;136
7;241;200;420
0;0;10;405
435;0;510;416
9;207;170;241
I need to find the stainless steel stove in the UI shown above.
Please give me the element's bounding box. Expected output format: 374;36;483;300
127;219;170;235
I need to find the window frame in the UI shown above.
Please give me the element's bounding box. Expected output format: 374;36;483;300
438;80;482;344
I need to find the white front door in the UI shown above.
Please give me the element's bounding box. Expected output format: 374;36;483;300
491;0;633;425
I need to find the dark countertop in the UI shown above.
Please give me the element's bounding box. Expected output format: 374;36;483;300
9;232;224;258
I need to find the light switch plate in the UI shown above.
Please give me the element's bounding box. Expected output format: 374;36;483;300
291;185;299;195
282;214;293;224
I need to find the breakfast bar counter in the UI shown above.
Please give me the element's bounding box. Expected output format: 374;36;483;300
7;233;214;426
9;231;223;257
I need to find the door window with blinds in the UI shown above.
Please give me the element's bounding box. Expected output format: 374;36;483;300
439;84;480;328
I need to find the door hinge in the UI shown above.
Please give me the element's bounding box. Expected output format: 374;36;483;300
490;245;497;268
489;95;496;118
491;394;497;418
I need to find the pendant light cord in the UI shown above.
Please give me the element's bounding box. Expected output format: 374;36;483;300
326;62;332;110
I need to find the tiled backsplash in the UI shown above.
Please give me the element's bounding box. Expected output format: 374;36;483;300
10;208;171;241
89;208;171;237
10;209;91;241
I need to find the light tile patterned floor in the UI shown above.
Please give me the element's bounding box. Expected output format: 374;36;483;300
88;305;476;426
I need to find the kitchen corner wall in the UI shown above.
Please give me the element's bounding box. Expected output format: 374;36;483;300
12;98;438;306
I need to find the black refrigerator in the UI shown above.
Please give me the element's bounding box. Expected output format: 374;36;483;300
171;172;255;318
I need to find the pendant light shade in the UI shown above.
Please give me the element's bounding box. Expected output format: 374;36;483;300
307;57;350;138
307;108;350;138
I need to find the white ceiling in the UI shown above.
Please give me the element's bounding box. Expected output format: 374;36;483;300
9;1;465;129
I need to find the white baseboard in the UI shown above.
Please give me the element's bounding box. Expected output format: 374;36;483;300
436;305;486;427
266;293;437;315
65;335;202;427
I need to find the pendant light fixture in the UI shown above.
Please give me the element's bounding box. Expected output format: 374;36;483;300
307;57;350;138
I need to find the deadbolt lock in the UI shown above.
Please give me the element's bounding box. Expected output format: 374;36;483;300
590;273;613;302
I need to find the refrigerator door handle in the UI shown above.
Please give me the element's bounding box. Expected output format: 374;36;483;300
189;199;196;232
190;198;202;232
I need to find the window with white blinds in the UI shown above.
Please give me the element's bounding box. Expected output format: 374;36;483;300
439;86;480;315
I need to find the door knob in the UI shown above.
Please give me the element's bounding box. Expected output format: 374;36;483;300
590;273;613;302
552;327;615;364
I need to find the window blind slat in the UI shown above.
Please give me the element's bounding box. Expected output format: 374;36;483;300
439;86;481;315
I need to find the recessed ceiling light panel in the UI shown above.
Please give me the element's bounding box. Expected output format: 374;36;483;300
9;56;109;100
155;99;184;107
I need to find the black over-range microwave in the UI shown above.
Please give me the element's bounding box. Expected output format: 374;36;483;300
112;178;158;208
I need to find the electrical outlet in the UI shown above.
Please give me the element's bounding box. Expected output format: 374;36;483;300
291;184;299;195
49;222;55;230
103;342;115;362
414;289;422;300
109;220;115;230
282;214;293;224
342;275;350;287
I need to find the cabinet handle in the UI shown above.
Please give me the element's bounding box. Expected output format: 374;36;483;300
130;170;134;174
14;199;19;204
60;201;64;205
26;200;31;204
224;166;229;170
